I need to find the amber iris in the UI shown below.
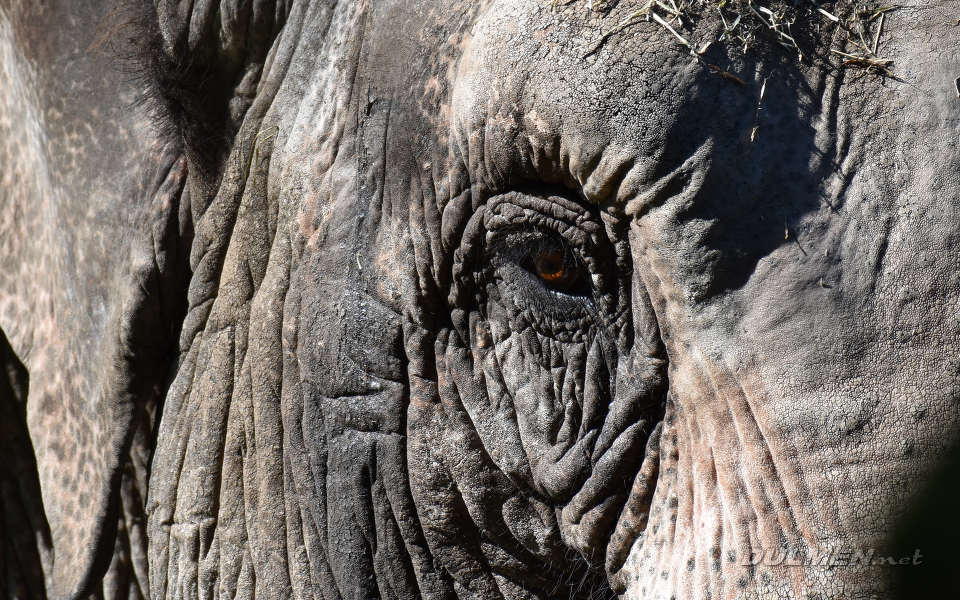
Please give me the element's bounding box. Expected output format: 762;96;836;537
533;250;578;289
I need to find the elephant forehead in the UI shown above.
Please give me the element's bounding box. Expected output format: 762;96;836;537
450;0;762;206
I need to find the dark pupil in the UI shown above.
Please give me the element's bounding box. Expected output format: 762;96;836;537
534;250;577;288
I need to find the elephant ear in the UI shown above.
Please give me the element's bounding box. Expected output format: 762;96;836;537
1;3;194;596
30;149;191;600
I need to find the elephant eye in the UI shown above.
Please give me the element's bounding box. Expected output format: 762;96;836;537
526;249;581;292
472;191;614;331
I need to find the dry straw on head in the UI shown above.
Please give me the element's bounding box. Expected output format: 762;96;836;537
571;0;898;76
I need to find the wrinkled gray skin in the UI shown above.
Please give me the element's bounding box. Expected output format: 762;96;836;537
2;0;960;598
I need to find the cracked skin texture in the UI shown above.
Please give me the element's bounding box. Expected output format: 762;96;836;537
1;0;959;598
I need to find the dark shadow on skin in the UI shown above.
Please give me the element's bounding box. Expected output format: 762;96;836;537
890;438;960;598
0;327;53;599
651;42;830;300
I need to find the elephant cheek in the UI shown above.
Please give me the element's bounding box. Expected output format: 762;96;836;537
452;297;668;571
605;421;662;593
555;354;666;572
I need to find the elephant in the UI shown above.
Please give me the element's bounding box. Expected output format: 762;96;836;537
1;0;959;597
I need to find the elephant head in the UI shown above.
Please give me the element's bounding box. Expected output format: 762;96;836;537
2;0;959;598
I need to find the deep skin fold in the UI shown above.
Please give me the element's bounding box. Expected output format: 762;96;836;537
2;0;960;598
